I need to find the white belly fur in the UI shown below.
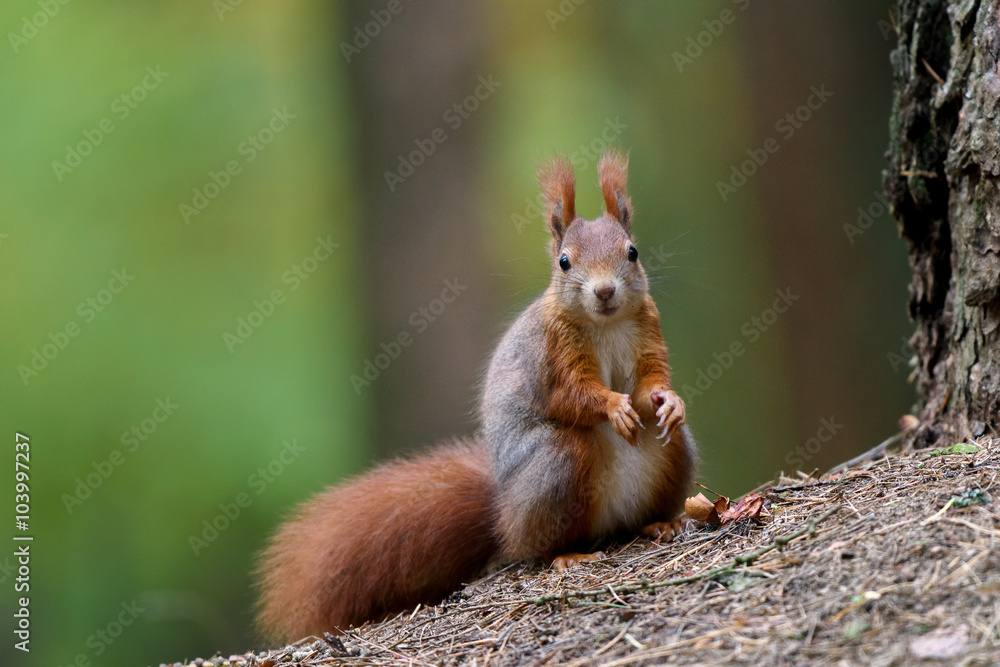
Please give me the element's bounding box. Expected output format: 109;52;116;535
588;320;665;537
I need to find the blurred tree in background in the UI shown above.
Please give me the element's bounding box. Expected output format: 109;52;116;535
0;0;908;664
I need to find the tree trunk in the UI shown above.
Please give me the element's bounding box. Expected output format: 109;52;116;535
887;0;1000;445
345;1;491;457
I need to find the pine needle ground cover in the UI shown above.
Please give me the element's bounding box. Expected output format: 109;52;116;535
173;437;999;666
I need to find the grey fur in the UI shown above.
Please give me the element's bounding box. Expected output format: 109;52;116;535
481;299;550;483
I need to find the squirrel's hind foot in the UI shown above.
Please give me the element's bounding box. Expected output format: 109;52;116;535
642;517;697;542
551;551;607;571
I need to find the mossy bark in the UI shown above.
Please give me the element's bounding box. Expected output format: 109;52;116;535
887;0;1000;443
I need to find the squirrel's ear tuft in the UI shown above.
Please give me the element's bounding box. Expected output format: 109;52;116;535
538;157;576;242
598;148;632;231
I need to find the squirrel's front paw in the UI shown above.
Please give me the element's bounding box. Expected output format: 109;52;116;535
650;389;686;441
607;392;641;446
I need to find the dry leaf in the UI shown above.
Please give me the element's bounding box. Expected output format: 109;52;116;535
720;492;765;525
685;493;721;524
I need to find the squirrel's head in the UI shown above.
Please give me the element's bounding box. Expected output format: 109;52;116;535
539;149;647;325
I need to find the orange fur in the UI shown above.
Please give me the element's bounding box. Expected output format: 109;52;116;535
255;439;496;641
647;427;697;525
631;296;673;420
625;298;694;523
538;157;576;240
543;308;616;426
598;149;632;226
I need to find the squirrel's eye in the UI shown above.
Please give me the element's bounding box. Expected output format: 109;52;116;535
627;246;638;262
559;254;571;271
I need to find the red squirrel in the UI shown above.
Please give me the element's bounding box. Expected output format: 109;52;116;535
255;149;697;641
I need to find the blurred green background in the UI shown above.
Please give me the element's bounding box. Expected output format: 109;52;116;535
0;1;908;664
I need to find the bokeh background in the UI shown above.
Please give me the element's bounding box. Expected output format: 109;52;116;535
0;1;910;664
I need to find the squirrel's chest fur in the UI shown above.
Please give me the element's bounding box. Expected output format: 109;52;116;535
588;321;666;537
590;322;638;390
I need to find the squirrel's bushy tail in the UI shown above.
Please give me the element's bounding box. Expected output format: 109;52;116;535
255;438;497;641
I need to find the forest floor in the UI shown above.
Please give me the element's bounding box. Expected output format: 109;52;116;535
185;435;998;666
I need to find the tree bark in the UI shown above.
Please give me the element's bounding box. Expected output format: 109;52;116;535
887;0;1000;444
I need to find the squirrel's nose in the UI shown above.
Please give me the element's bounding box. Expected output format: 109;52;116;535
594;284;616;301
